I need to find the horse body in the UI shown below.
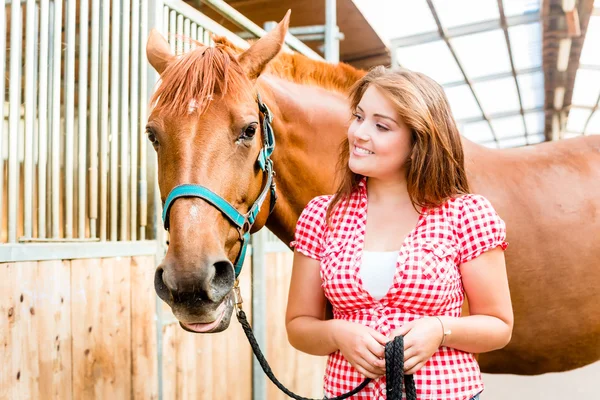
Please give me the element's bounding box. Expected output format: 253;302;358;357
146;14;600;375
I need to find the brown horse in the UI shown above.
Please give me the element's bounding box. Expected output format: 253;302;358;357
146;13;600;375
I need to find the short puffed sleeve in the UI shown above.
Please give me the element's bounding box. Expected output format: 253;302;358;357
290;195;332;261
457;194;508;264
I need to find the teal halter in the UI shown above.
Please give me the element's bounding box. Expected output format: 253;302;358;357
161;94;277;278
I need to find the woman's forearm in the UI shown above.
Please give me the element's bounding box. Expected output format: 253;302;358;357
437;315;512;354
286;317;340;356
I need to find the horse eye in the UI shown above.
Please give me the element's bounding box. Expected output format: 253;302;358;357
147;131;159;148
241;123;258;140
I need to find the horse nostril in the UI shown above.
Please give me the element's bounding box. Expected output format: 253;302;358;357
211;260;235;300
154;266;172;301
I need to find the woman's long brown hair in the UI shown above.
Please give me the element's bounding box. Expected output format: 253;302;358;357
326;66;471;222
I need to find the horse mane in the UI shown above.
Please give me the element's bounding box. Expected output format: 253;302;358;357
150;36;365;116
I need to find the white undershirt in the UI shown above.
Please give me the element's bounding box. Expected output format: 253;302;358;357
359;250;399;300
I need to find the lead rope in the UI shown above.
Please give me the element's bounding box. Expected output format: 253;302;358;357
234;281;417;400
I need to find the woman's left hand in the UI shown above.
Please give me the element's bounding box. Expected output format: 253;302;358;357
389;317;444;375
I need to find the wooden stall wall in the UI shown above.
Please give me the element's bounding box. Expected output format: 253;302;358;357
1;251;328;400
0;256;159;400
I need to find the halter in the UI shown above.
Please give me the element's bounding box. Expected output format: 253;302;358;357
161;93;277;278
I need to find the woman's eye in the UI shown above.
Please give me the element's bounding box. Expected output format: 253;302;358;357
376;124;389;132
353;113;363;121
241;123;258;140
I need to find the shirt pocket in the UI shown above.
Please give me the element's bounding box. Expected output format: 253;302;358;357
419;241;459;284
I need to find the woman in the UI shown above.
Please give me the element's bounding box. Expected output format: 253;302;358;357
286;67;513;400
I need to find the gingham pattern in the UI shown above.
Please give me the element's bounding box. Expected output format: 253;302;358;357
291;179;508;400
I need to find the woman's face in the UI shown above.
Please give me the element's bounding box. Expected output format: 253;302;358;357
348;85;413;181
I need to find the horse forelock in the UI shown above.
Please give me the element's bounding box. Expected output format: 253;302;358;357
150;42;253;117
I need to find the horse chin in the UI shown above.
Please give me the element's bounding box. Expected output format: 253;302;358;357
175;296;235;334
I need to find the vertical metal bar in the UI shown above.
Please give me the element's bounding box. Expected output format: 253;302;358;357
176;13;183;55
78;0;89;238
37;0;49;239
0;0;6;241
140;0;151;241
163;5;169;38
324;0;339;63
147;3;165;397
110;0;121;241
100;0;110;240
197;25;204;45
190;22;197;46
8;0;23;243
120;0;131;241
251;231;267;400
23;0;36;239
169;10;176;53
203;28;210;47
89;0;101;239
183;18;190;53
64;0;76;238
51;0;63;238
130;0;140;241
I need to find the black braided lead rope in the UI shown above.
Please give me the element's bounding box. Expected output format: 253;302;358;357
236;310;417;400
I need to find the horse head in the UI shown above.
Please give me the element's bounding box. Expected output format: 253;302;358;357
146;12;290;333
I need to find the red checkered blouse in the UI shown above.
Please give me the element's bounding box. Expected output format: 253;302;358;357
291;179;508;400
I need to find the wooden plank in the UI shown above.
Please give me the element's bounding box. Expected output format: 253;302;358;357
131;255;159;400
161;323;179;400
0;262;35;400
71;257;132;399
266;252;326;400
0;261;72;399
34;260;72;399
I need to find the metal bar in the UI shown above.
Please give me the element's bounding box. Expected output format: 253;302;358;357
110;0;121;241
100;0;110;240
251;231;267;400
64;0;76;238
51;0;63;238
457;106;544;124
582;93;600;135
176;13;183;55
425;0;499;145
391;12;540;47
324;0;339;63
183;17;191;53
197;0;323;58
120;0;131;241
8;0;22;242
37;0;49;239
139;0;153;241
442;66;543;88
497;0;529;143
169;10;176;53
78;0;89;238
0;240;159;262
163;5;169;37
130;0;140;241
89;0;101;238
190;21;197;45
289;25;326;35
0;0;6;241
23;0;35;239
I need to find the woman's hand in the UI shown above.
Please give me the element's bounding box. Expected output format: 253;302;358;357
332;320;389;379
390;317;443;375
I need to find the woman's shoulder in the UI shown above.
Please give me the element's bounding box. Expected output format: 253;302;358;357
442;193;498;215
303;194;334;215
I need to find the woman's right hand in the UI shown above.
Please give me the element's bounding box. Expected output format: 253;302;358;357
331;320;389;379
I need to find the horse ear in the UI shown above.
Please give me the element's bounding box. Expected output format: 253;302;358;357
147;28;176;74
238;10;291;81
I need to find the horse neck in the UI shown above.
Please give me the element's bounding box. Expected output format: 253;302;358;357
257;74;359;245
